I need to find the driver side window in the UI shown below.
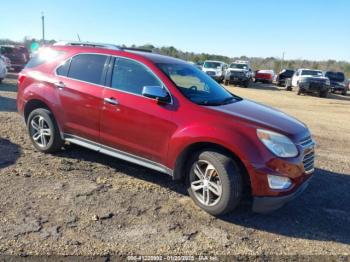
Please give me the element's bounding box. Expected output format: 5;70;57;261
111;58;161;95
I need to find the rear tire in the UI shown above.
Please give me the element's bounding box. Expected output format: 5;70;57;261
186;150;243;216
224;80;229;86
341;89;347;96
27;108;63;153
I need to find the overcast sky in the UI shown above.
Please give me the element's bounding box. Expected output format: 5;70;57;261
1;0;349;61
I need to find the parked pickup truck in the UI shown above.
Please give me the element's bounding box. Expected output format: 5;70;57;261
224;61;253;87
202;60;227;83
325;71;347;96
287;68;330;97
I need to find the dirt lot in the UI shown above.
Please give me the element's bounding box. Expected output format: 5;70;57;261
0;77;349;259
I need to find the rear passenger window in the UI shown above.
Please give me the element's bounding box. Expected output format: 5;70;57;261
111;58;161;95
68;54;108;85
56;59;70;77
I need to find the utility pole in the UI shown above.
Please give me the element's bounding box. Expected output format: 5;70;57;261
41;12;45;43
280;51;285;72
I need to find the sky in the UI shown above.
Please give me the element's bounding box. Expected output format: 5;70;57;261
1;0;349;61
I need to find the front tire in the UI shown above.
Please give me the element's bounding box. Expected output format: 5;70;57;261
186;150;243;216
27;108;63;153
319;90;328;98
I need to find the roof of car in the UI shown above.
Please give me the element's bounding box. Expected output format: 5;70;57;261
204;60;225;64
51;44;186;64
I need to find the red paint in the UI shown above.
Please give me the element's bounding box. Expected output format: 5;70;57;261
17;45;313;198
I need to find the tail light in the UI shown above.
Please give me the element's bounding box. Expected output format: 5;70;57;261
18;73;26;87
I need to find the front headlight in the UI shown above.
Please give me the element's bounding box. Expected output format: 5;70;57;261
257;129;298;158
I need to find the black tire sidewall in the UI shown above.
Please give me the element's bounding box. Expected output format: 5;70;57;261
186;150;243;216
27;109;61;153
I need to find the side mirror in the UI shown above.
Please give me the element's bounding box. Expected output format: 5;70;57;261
142;86;170;103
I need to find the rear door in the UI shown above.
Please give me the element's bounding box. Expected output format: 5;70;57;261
100;57;176;164
55;53;109;141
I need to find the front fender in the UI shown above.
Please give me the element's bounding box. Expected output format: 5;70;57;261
167;123;268;175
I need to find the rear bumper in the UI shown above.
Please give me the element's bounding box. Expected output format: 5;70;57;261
252;176;311;213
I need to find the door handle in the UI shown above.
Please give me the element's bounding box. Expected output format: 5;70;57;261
54;81;65;89
104;97;119;105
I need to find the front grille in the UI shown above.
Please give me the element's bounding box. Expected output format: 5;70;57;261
230;71;245;77
299;136;313;147
303;150;315;174
206;71;215;76
300;136;315;174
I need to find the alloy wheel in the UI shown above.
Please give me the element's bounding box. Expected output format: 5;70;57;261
30;115;52;148
190;160;222;206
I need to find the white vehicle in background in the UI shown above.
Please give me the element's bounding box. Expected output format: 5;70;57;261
224;60;253;87
287;68;330;97
0;56;8;84
202;60;227;83
0;55;11;69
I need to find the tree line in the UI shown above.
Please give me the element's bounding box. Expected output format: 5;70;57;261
1;38;349;78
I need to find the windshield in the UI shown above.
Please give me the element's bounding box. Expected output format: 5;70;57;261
282;69;294;77
157;62;241;105
230;63;248;70
325;72;345;82
301;70;323;76
203;61;222;69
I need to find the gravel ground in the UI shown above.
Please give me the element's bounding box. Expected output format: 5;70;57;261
0;77;349;259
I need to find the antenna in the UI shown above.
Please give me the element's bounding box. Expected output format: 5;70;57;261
41;12;45;43
77;34;81;42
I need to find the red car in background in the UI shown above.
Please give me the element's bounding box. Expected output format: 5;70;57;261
17;42;315;215
0;45;30;72
254;70;275;84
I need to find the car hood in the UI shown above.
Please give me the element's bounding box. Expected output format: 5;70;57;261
209;99;307;140
228;68;247;72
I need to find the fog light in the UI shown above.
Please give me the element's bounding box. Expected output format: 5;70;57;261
267;175;292;190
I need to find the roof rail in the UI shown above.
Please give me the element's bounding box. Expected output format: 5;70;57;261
53;41;121;50
121;47;153;53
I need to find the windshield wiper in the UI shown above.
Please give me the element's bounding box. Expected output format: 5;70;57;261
197;96;237;106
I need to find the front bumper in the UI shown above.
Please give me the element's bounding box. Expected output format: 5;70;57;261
300;82;329;92
252;176;311;213
227;76;249;83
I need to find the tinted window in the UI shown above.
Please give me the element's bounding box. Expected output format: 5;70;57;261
157;62;241;106
203;62;222;69
325;72;345;82
26;49;64;68
68;54;108;85
111;58;161;95
56;59;71;76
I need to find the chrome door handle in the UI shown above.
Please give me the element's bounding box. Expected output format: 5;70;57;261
104;97;119;105
55;81;65;89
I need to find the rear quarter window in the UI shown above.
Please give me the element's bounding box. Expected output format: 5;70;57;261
26;49;65;68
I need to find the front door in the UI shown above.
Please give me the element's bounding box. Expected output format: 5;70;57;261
100;57;176;164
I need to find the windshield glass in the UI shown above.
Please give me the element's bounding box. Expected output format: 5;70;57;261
230;63;248;70
203;61;222;69
282;69;294;77
157;62;241;105
325;72;345;82
301;70;323;76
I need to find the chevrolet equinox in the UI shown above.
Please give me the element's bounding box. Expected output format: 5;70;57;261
17;42;315;215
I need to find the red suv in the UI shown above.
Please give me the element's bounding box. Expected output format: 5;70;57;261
17;42;315;215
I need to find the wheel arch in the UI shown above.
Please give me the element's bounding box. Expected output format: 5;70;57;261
24;99;64;139
173;142;251;193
